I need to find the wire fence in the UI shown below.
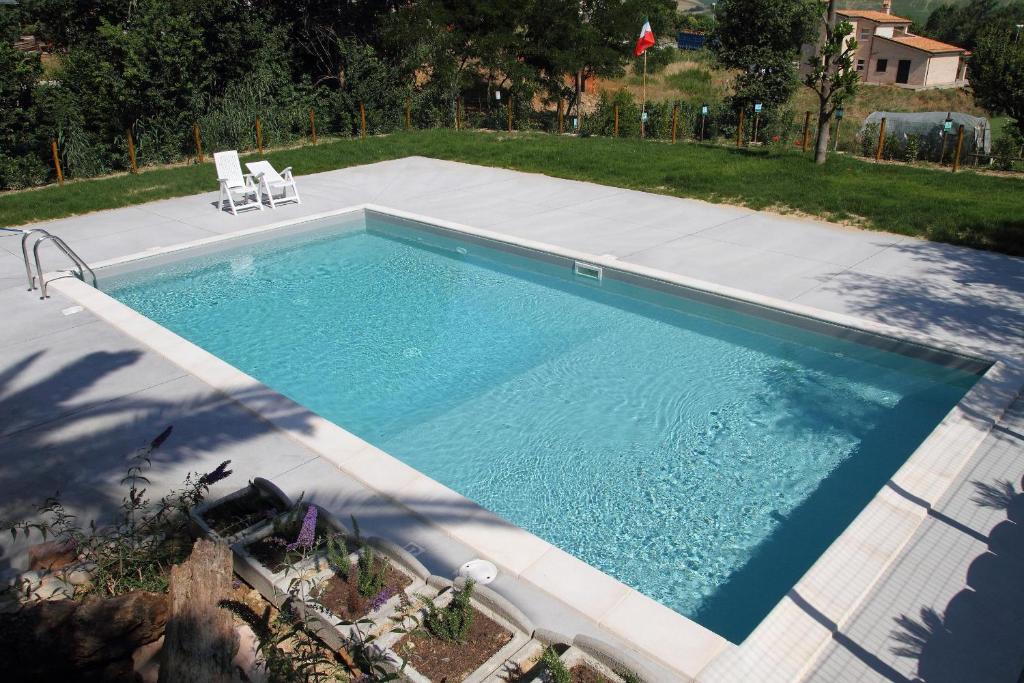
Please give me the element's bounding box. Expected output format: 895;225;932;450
15;95;1023;191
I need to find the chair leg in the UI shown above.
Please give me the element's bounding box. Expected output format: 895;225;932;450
292;181;301;205
227;191;238;216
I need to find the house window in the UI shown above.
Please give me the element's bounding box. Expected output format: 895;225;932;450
857;59;865;71
877;59;888;72
859;28;872;40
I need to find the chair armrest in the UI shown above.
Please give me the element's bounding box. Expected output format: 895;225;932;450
282;167;293;178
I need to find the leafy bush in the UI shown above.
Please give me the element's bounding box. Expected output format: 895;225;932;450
423;579;475;643
356;545;387;598
883;133;901;161
992;135;1019;171
541;646;570;683
3;427;232;597
860;123;880;157
0;154;49;190
904;135;921;163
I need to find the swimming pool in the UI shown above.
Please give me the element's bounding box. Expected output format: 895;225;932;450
103;211;981;642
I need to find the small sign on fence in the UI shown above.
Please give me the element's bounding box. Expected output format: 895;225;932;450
495;90;501;101
701;104;709;116
754;102;762;113
641;111;648;122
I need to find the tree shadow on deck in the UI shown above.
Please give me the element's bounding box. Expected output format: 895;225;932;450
808;240;1024;358
888;473;1024;683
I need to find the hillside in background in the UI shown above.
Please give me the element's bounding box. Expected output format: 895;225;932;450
842;0;974;24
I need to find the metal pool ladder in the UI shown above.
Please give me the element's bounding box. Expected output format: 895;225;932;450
16;228;97;299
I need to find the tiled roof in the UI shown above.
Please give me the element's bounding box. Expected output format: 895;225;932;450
837;9;912;23
887;35;966;53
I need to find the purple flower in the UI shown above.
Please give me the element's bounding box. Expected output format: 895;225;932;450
369;586;394;612
286;505;318;551
199;460;233;487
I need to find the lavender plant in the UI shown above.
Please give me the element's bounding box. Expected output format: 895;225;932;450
541;645;570;683
422;579;475;643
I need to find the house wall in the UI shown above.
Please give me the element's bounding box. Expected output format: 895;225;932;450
866;40;928;85
925;54;961;85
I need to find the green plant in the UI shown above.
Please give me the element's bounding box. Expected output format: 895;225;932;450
992;135;1019;171
3;426;232;597
860;122;879;157
904;134;921;163
883;133;900;161
356;545;387;598
541;645;570;683
423;579;475;643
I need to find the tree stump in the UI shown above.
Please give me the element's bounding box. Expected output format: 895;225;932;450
158;539;242;683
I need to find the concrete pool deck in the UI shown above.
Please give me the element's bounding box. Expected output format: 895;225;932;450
1;157;1022;681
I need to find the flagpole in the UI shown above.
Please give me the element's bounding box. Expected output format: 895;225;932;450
641;50;647;139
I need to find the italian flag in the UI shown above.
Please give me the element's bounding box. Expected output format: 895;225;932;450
634;19;655;56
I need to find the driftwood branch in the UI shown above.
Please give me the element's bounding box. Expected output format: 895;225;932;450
158;539;241;683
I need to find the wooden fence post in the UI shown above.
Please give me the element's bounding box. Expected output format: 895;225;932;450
405;100;411;130
614;104;619;137
50;139;64;186
953;124;965;172
507;96;513;132
736;109;745;147
255;117;263;155
874;117;887;161
557;99;564;134
671;104;678;143
802;111;811;152
193;123;204;162
126;128;138;174
309;109;317;145
359;102;367;138
455;98;461;130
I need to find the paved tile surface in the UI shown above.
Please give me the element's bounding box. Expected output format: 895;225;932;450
1;156;1022;681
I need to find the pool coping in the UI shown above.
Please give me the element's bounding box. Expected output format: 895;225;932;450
48;204;1023;681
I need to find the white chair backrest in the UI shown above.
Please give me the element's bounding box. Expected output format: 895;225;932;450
246;160;284;184
214;151;244;185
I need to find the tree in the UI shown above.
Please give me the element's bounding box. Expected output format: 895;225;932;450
970;25;1024;137
711;0;820;109
923;0;1024;52
803;0;858;165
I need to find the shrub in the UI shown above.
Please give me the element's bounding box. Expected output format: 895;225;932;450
882;133;900;160
423;579;475;643
356;545;387;598
991;135;1018;171
860;123;880;157
0;154;49;190
541;646;570;683
904;135;921;163
3;426;232;597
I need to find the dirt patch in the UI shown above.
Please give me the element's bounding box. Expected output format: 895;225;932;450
397;609;512;682
570;664;615;683
315;562;412;620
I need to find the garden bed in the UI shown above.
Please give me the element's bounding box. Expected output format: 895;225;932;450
398;607;513;682
192;478;291;542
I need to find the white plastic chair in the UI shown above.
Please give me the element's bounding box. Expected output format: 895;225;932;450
246;161;301;209
215;151;262;215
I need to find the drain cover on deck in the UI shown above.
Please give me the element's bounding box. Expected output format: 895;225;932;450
458;559;498;585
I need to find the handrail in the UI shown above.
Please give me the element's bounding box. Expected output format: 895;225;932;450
19;228;50;291
23;230;97;299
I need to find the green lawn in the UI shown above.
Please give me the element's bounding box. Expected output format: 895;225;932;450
1;129;1022;255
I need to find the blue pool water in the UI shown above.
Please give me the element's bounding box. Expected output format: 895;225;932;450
105;214;979;642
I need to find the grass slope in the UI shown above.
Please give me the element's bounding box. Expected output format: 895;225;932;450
1;129;1021;255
